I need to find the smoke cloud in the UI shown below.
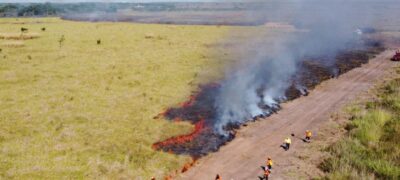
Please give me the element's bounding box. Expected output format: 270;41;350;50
38;0;392;138
213;0;378;134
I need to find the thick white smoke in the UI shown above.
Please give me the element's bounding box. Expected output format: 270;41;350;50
213;0;378;134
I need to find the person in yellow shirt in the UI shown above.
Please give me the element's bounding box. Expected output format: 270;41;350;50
267;157;273;170
305;130;312;142
284;137;292;151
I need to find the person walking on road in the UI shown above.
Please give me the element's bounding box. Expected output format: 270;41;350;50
305;130;312;142
283;137;291;151
266;157;273;170
263;168;271;180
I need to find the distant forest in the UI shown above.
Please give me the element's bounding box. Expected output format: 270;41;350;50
0;2;263;17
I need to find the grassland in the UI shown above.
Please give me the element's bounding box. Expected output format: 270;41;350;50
319;68;400;179
0;17;236;179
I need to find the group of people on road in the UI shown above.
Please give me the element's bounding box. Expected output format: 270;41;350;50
282;130;312;151
152;130;313;180
260;157;274;180
213;130;313;180
259;129;313;180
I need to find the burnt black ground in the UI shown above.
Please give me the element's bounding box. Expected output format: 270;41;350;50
154;40;384;157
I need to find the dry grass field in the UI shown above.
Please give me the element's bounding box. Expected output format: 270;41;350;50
2;16;393;179
0;17;237;179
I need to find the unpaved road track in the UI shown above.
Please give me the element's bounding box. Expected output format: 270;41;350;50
179;50;397;180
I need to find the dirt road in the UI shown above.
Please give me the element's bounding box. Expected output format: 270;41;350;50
179;50;397;180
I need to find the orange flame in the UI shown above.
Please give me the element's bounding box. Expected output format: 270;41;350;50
181;158;197;173
152;119;205;149
180;95;197;108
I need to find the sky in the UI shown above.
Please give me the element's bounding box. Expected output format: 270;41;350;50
0;0;214;2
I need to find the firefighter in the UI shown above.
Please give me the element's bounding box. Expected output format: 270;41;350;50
305;130;312;142
215;174;222;180
267;157;273;170
263;168;271;180
284;137;292;151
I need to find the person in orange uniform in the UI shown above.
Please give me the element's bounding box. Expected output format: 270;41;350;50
267;157;273;170
215;174;222;180
305;130;312;142
263;168;271;180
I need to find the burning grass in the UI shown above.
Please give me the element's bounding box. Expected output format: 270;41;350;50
0;17;390;179
152;119;205;149
153;40;385;158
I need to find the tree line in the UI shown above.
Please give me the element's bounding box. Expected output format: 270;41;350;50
0;3;57;17
0;2;264;17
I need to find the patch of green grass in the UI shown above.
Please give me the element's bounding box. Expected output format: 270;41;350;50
0;17;235;179
320;76;400;179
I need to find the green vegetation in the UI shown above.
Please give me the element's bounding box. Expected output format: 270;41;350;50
0;2;251;17
0;18;231;179
0;3;57;17
0;4;18;17
17;3;57;17
320;70;400;179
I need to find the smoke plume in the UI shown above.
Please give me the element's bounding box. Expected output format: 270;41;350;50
213;0;375;134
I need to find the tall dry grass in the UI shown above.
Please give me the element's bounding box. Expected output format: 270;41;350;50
320;77;400;179
0;17;233;179
1;40;25;47
0;32;40;40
